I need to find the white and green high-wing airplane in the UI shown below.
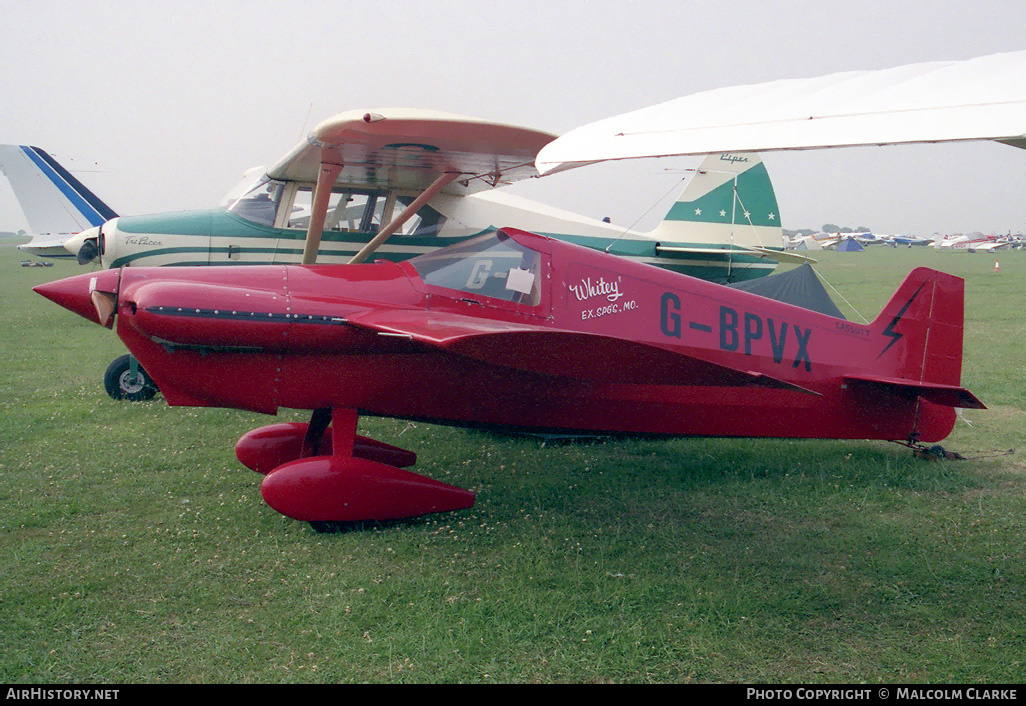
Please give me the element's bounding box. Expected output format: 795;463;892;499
59;109;791;285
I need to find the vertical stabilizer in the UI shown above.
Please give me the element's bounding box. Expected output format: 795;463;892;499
649;152;782;249
0;145;117;256
868;267;967;388
845;267;983;441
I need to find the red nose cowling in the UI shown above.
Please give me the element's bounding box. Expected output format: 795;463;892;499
33;269;120;328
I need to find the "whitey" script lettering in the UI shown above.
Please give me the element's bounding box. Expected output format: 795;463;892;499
569;276;623;303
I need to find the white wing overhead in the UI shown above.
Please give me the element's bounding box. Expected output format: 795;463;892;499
268;109;557;196
536;51;1026;176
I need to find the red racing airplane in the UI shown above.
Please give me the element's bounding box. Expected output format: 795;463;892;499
34;51;1026;529
35;226;983;528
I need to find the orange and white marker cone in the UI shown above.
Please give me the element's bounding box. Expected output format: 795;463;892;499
995;260;1000;273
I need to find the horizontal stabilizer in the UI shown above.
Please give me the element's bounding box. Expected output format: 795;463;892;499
747;246;815;264
655;243;814;265
844;374;986;410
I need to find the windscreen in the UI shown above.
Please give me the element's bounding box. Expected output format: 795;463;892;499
409;232;542;306
227;178;285;227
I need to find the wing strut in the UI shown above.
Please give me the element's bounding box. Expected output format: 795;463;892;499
301;160;344;265
347;172;459;265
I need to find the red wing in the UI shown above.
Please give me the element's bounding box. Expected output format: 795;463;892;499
345;309;816;392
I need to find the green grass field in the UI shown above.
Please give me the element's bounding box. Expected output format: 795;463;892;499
1;242;1023;683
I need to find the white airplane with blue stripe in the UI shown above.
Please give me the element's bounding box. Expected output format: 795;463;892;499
0;145;118;257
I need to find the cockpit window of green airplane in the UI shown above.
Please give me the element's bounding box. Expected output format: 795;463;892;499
286;188;385;232
228;178;285;227
228;178;448;237
395;196;447;238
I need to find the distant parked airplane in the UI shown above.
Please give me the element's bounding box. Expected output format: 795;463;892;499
0;145;117;257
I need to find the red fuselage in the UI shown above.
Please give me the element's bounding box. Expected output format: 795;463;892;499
38;229;978;443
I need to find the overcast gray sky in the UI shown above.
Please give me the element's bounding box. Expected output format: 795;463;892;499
1;0;1023;236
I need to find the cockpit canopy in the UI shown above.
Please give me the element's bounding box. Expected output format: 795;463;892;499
409;231;542;306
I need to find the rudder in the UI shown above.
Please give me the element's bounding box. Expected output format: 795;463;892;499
869;267;968;389
848;267;983;441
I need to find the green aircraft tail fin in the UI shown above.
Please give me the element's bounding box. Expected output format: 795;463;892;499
652;153;783;250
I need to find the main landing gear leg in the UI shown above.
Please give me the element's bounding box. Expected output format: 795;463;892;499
235;408;475;530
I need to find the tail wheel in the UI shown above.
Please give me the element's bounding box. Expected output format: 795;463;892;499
104;354;158;401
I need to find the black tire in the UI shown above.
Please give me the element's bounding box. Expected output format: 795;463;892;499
104;354;158;401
